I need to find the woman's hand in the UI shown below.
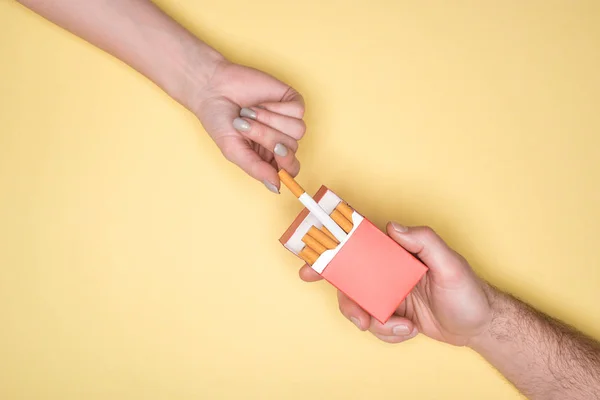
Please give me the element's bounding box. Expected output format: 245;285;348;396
299;223;495;345
16;0;305;193
193;61;305;193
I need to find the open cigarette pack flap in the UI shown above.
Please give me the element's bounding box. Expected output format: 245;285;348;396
280;185;428;324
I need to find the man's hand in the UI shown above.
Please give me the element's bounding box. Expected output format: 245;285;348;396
193;61;305;193
300;222;494;345
301;222;600;399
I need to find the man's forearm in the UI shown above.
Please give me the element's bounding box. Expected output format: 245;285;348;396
17;0;224;111
470;286;600;399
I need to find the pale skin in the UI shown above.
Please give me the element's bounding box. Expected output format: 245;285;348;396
17;1;600;398
301;222;600;399
16;0;305;194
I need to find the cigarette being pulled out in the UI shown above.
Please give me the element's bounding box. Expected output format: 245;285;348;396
278;170;347;242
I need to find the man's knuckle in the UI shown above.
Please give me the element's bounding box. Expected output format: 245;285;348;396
421;226;437;240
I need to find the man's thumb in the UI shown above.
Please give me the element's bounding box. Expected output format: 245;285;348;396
386;222;465;281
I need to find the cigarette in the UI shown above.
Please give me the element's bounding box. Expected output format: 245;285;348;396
320;226;339;243
302;233;327;254
336;202;354;221
331;209;353;233
278;170;347;242
299;246;319;265
307;226;338;249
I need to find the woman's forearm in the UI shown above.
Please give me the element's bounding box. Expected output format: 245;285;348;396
16;0;307;188
470;287;600;399
17;0;224;110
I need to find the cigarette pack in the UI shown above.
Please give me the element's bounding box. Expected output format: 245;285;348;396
280;186;428;324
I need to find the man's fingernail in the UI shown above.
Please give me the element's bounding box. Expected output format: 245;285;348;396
240;108;257;119
391;222;408;233
263;180;279;194
274;143;288;157
350;317;362;330
392;325;411;336
233;118;251;132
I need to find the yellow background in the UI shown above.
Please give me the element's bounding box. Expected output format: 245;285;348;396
1;0;599;398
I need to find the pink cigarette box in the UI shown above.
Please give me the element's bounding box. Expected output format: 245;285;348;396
280;186;428;324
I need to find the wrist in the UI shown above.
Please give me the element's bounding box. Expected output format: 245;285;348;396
162;34;226;112
467;282;505;352
467;283;527;356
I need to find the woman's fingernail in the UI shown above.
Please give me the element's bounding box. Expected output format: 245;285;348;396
274;143;288;157
350;317;362;330
263;180;279;194
240;108;257;119
391;222;408;233
233;118;251;132
392;325;411;336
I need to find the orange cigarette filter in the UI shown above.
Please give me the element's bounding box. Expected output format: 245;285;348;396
331;209;353;233
278;169;348;242
320;226;339;243
308;226;338;249
299;246;319;265
302;234;327;254
336;202;354;221
278;170;304;198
